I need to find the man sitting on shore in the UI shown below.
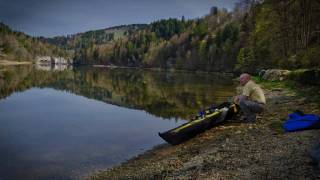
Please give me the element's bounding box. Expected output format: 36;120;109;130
233;73;266;122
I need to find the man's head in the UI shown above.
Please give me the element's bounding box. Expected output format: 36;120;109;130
239;73;251;86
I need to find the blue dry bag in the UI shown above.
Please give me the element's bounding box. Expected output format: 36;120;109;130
283;111;320;132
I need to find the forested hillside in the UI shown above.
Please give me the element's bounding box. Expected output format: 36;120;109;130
44;0;320;73
0;23;68;61
41;24;147;54
236;0;320;72
71;7;240;72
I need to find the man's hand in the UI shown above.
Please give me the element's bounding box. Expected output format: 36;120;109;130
233;95;248;105
233;96;240;104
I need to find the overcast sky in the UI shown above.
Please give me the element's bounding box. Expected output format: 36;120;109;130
0;0;238;37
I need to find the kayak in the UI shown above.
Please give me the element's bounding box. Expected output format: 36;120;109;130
158;102;239;145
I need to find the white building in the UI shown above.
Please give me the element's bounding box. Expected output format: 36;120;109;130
36;56;73;65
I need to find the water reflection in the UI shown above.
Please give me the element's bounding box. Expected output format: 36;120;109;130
35;63;73;71
0;66;236;119
0;88;185;179
0;65;236;179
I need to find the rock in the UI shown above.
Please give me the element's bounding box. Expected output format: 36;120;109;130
182;156;203;171
262;69;291;81
258;69;267;77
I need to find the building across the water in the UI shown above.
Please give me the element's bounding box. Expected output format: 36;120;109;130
35;56;73;65
35;56;73;71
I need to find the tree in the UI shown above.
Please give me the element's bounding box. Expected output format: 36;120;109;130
210;6;218;15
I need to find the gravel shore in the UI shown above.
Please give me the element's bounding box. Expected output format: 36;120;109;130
91;87;320;180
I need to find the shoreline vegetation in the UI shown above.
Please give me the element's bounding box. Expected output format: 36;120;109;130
91;78;320;179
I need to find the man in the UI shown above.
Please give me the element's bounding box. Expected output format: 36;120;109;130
233;73;266;122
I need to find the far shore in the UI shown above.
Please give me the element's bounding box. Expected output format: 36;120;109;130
0;60;32;66
92;64;235;76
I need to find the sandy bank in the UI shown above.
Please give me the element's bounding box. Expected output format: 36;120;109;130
0;60;31;66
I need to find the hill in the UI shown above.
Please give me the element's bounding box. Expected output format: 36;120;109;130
41;24;147;53
0;22;69;61
54;0;320;73
62;7;240;71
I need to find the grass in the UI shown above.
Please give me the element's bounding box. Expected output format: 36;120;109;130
252;76;320;106
251;75;320;133
252;76;294;90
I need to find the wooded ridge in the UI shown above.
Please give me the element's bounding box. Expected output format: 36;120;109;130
1;0;319;73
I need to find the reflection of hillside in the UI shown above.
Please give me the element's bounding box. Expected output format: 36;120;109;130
0;66;34;99
0;66;236;119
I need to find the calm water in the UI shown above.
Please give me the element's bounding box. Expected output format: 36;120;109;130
0;65;236;179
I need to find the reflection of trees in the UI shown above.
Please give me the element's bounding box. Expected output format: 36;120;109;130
0;66;34;99
0;66;236;119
